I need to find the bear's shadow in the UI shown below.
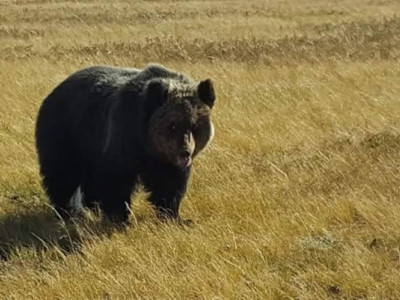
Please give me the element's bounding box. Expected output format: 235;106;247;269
0;200;125;261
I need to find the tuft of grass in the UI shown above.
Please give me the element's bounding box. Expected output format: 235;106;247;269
1;0;400;299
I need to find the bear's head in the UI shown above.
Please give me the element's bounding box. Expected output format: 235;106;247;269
144;78;215;169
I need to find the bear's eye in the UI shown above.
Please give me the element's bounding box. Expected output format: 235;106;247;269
168;123;176;132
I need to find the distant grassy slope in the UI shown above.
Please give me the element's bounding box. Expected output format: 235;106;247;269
1;0;400;299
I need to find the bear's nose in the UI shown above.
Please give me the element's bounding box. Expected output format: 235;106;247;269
180;150;191;158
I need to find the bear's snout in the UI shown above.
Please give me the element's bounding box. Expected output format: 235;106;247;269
180;149;191;159
177;149;192;168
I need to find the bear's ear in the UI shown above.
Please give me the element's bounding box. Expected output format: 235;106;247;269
197;79;215;108
144;79;168;112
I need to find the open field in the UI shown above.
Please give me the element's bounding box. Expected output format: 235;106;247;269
1;0;400;298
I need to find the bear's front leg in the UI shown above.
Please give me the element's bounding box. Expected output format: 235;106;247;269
96;173;137;224
149;192;183;220
141;164;191;223
149;191;193;226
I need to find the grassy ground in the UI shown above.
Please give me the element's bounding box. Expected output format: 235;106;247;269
1;0;400;298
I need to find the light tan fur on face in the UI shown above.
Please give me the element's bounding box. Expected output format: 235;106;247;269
204;121;214;150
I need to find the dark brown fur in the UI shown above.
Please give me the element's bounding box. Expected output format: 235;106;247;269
35;64;216;223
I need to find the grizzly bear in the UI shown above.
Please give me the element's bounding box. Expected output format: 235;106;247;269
35;64;215;224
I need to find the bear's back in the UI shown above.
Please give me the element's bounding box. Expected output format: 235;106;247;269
64;66;141;95
50;64;190;99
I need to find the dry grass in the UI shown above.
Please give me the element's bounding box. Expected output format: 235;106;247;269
1;0;400;299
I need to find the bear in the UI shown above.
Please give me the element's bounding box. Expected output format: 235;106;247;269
35;63;216;224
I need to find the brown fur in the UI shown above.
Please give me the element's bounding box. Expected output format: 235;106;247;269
147;80;214;169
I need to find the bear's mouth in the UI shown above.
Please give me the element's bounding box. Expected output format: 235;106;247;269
176;156;192;168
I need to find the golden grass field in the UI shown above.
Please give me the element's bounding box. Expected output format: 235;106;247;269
1;0;400;298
